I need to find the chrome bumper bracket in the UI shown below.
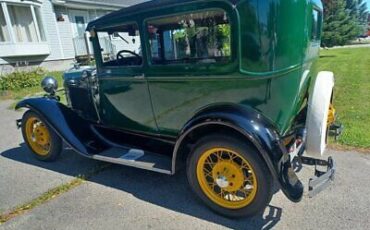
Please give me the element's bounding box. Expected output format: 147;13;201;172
299;156;336;198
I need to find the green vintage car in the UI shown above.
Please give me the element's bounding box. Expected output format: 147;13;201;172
16;0;340;217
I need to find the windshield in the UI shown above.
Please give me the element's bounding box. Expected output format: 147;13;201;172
97;23;142;67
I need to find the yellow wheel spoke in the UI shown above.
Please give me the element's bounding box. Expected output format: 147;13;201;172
227;151;237;161
210;182;217;190
241;162;251;170
229;191;238;201
215;151;222;160
204;159;215;168
203;170;213;178
240;188;250;196
244;175;253;182
203;167;212;174
220;189;227;199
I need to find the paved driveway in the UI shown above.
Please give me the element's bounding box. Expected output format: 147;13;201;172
0;100;369;229
0;101;101;213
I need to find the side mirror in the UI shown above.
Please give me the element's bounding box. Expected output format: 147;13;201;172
41;76;58;95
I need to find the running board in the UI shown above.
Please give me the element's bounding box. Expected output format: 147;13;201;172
92;147;172;175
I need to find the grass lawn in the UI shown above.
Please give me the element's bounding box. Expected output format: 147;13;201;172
318;47;370;149
0;71;66;108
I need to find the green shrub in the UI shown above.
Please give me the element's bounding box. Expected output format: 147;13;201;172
0;68;46;91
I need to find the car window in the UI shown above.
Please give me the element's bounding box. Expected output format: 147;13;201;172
147;9;231;65
97;23;142;67
311;9;320;41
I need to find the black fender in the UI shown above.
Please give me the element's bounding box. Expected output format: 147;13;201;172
173;104;303;202
16;97;105;156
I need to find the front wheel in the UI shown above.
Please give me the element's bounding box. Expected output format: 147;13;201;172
186;135;273;218
21;110;62;161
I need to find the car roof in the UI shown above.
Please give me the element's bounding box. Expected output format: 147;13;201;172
86;0;240;30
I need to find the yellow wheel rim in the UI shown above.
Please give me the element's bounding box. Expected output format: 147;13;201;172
327;104;336;126
25;116;51;156
196;147;258;209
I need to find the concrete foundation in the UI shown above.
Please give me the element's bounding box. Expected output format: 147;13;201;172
0;59;75;75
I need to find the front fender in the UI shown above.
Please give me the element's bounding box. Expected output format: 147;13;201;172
174;104;304;202
16;97;102;156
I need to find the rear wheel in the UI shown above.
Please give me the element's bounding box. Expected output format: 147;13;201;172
21;110;62;161
186;135;272;218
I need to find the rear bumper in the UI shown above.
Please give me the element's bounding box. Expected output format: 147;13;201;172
285;127;337;199
297;156;336;197
329;122;344;140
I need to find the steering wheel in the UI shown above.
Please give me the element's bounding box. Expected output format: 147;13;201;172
116;50;141;60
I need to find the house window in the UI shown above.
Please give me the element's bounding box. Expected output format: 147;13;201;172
0;1;46;43
8;4;38;42
147;9;231;65
0;5;10;42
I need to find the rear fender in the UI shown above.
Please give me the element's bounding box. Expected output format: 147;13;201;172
173;104;304;202
16;97;104;156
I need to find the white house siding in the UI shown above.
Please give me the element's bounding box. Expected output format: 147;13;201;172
54;6;75;59
42;0;64;61
89;9;110;21
0;57;7;66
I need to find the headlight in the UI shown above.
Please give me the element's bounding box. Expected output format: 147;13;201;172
41;76;58;94
81;70;89;79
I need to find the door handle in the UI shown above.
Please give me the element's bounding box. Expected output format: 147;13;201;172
133;74;145;79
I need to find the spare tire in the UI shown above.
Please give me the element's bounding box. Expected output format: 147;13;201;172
305;71;334;156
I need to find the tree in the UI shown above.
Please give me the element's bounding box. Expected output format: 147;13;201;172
322;0;361;47
346;0;369;35
357;0;369;35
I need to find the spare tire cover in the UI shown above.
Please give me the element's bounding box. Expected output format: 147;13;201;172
305;71;334;156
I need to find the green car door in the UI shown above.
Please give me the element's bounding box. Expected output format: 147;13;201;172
96;23;158;134
144;5;240;136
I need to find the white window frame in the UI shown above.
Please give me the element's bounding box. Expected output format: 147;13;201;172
0;0;46;44
0;1;14;43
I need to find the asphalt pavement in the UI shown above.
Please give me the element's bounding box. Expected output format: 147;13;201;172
0;100;369;229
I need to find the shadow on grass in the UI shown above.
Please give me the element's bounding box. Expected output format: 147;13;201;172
319;55;337;59
1;144;282;229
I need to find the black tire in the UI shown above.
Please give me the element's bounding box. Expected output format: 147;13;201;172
21;110;62;161
186;134;273;218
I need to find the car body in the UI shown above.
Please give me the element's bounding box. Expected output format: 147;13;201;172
16;0;339;217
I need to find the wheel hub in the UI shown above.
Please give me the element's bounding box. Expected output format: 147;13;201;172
34;125;49;145
212;161;244;192
215;176;229;188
